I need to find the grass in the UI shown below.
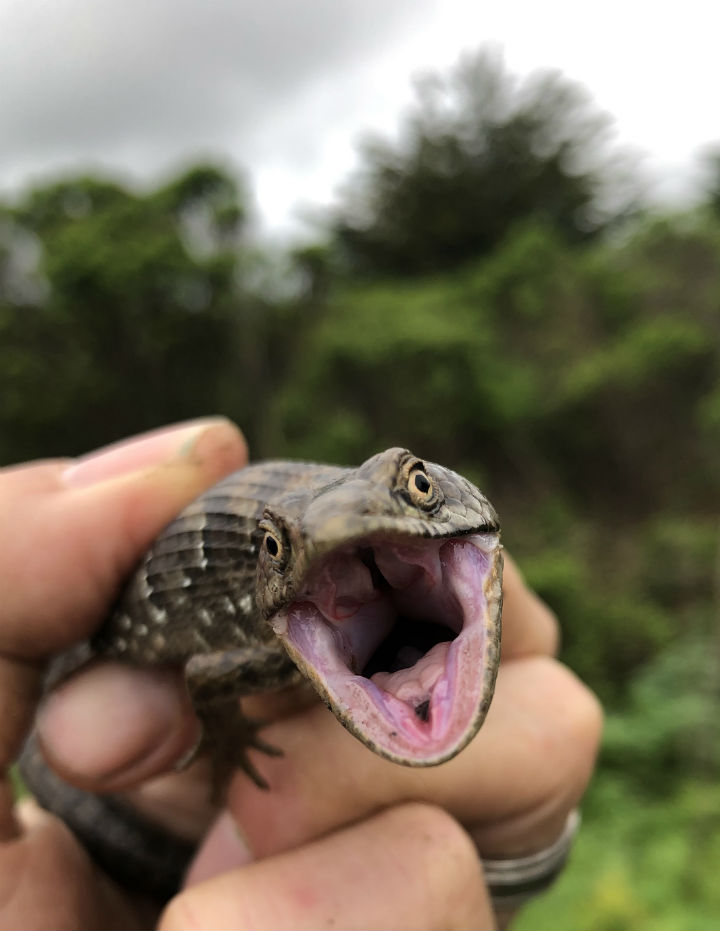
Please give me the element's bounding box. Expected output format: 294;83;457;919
513;776;720;931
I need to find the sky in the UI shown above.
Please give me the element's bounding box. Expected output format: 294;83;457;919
2;0;720;239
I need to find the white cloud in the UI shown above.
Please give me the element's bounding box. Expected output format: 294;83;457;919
1;0;720;234
0;0;433;184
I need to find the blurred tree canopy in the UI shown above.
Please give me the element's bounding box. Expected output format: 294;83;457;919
0;164;278;461
2;48;720;930
331;49;634;277
703;146;720;217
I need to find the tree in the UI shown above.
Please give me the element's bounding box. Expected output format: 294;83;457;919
702;146;720;216
0;165;273;463
332;49;635;276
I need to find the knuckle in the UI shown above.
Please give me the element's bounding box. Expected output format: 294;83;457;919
388;804;492;929
557;665;604;748
390;802;483;884
541;661;604;794
159;895;200;931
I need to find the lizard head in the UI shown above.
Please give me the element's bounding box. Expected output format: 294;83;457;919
256;447;502;767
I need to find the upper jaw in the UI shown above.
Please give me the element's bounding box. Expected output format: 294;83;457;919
269;530;503;766
292;466;499;577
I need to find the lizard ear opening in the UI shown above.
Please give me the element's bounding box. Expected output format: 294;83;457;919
256;515;297;617
261;526;284;561
257;517;290;569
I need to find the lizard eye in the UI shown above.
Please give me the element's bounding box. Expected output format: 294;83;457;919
259;518;287;565
263;530;283;560
258;514;291;570
404;462;438;509
412;470;431;496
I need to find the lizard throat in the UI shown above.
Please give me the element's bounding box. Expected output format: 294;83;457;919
269;532;502;767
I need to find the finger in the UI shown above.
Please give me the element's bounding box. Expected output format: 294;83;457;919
227;657;602;859
183;811;254;888
161;804;493;931
35;667;218;847
35;675;314;795
36;664;199;792
0;800;147;931
500;555;559;659
1;419;246;839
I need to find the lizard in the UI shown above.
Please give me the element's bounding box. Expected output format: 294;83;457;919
19;446;503;899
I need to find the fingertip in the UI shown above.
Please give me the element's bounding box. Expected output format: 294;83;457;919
61;418;247;488
545;661;604;789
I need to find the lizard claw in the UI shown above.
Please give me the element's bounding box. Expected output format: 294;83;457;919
244;716;284;758
218;715;283;795
176;708;283;799
173;735;205;774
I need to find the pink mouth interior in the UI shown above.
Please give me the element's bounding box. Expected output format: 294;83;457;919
270;533;499;763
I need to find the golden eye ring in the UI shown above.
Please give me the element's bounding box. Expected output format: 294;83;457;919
407;464;435;507
262;529;283;560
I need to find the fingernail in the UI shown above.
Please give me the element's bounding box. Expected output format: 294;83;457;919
61;418;241;488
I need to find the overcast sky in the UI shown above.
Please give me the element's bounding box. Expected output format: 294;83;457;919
2;0;720;238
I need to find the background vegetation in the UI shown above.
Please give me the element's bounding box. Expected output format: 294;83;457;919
2;50;719;930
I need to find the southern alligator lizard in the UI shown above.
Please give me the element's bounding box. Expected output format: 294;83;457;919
20;447;503;898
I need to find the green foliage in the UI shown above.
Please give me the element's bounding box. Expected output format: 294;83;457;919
0;165;278;461
701;147;720;218
515;777;720;931
521;547;676;701
332;50;634;276
9;765;26;800
264;275;502;466
602;638;720;787
564;317;711;398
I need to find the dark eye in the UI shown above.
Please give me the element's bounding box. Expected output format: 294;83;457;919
264;531;282;559
408;466;434;505
413;472;431;495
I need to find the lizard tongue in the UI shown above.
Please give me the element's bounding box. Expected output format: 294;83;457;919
269;533;502;767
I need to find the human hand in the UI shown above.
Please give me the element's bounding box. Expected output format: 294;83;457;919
0;418;248;929
1;421;603;930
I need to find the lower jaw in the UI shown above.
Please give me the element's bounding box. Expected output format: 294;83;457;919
276;610;490;766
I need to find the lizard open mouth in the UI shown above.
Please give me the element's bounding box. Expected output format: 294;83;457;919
269;532;502;765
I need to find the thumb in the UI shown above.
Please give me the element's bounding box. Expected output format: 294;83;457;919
0;417;247;658
0;418;246;781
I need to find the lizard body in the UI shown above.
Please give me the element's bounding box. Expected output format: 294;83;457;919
20;447;502;896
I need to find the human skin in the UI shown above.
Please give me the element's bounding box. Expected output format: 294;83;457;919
0;418;603;930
